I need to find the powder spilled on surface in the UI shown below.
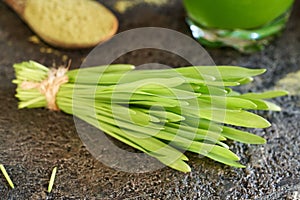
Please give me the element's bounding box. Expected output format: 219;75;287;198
275;70;300;95
115;0;169;13
28;35;41;44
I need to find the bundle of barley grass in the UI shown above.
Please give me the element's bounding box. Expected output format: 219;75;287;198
13;61;287;172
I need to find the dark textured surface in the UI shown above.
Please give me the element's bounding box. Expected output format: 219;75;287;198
0;0;300;199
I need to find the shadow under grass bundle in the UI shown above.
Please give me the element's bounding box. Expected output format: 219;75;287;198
13;61;287;172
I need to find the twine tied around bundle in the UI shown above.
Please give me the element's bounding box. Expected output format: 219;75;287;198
21;66;69;111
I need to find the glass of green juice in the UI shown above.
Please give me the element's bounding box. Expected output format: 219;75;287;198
183;0;295;53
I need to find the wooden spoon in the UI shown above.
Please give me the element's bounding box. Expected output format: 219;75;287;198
4;0;119;49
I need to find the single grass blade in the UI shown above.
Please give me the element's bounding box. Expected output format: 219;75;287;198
221;126;266;144
0;164;15;189
239;91;288;99
48;167;57;193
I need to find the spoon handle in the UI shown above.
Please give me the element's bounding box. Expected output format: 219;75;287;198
3;0;26;17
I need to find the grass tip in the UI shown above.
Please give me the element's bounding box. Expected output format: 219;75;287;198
0;164;15;189
48;167;58;193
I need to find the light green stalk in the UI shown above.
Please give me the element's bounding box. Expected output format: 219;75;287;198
0;164;15;189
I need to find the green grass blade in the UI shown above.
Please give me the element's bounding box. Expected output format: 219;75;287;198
221;126;266;144
198;108;271;128
239;91;288;99
0;164;15;189
206;153;245;168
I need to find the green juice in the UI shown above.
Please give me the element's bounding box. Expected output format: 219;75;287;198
183;0;294;29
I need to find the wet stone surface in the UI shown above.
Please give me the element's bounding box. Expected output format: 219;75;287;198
0;0;300;199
